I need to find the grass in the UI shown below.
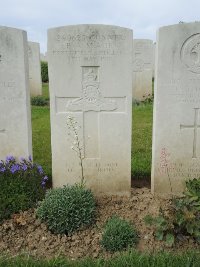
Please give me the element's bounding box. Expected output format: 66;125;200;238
42;83;50;100
132;103;153;179
31;105;51;179
0;250;200;267
31;84;153;181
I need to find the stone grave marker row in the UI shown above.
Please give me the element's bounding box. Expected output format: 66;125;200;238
2;22;200;196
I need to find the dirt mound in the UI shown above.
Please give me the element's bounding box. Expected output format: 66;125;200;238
0;187;199;260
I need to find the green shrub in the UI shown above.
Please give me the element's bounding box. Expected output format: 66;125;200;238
36;184;96;234
101;216;138;252
0;156;48;222
41;61;48;82
31;96;48;106
145;178;200;246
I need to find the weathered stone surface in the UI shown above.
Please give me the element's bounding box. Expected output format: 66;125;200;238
28;42;42;96
152;22;200;194
133;39;153;101
48;24;132;195
0;26;32;160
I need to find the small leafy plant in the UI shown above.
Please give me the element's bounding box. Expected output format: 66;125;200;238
145;178;200;246
101;216;138;252
36;184;96;234
0;156;48;222
31;96;48;106
144;211;175;247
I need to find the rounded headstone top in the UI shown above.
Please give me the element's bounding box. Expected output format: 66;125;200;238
48;24;133;33
0;25;26;34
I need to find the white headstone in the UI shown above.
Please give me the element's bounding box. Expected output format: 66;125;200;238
152;22;200;194
48;24;132;195
133;39;153;101
0;26;32;159
28;42;42;96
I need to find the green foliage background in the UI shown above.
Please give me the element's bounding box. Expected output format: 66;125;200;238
41;61;49;83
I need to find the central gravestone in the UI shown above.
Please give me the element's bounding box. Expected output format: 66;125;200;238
0;26;32;160
48;25;132;195
152;22;200;194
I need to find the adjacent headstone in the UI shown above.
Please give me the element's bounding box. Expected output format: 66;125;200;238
152;22;200;194
132;39;153;101
28;42;42;96
0;26;32;160
48;24;133;195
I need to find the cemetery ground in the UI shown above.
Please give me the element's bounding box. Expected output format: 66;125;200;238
1;84;200;266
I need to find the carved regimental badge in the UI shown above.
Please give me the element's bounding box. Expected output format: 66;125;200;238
181;33;200;74
67;67;117;112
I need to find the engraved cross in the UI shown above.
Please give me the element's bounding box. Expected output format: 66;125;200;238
180;108;200;158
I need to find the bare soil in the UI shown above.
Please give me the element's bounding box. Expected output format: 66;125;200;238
0;187;199;260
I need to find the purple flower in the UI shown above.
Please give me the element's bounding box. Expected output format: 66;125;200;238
19;156;25;162
22;164;28;171
0;167;6;173
37;165;43;174
43;175;48;181
41;181;46;188
28;155;32;162
6;155;15;163
10;164;20;174
41;175;48;189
